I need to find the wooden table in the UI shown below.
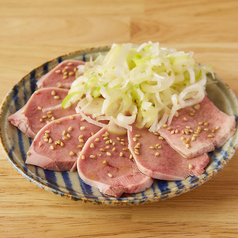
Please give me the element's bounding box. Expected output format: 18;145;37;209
0;1;238;237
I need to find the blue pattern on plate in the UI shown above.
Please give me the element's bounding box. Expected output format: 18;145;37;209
1;47;238;205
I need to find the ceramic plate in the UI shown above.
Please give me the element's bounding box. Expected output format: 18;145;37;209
1;47;238;205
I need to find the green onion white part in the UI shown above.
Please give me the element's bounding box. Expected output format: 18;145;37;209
62;42;214;133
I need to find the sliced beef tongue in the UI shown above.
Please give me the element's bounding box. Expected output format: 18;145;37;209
8;88;76;138
77;127;154;198
128;125;210;181
158;96;236;159
37;60;85;89
26;114;101;171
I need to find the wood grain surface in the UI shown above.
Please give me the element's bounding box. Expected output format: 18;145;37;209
0;0;238;237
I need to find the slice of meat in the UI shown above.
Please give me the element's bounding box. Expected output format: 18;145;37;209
77;127;154;197
26;114;101;171
37;60;85;89
128;125;210;181
158;96;236;158
8;88;76;138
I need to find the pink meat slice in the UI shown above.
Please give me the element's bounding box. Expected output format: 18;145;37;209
26;114;101;171
128;125;210;181
77;127;154;197
8;88;76;138
37;60;85;89
158;96;236;159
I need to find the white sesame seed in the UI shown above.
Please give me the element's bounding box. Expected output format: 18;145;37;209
38;106;42;110
27;152;31;155
70;115;74;119
207;134;213;138
103;160;107;164
90;155;96;158
95;138;99;142
135;143;140;149
194;104;200;110
183;117;188;121
69;151;75;156
155;152;160;156
54;95;60;99
80;126;86;131
68;126;73;131
39;142;42;147
81;155;85;160
50;145;54;150
90;143;95;148
108;173;112;178
189;164;193;169
204;122;209;126
119;152;123;156
100;148;105;152
106;152;111;156
55;70;61;73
